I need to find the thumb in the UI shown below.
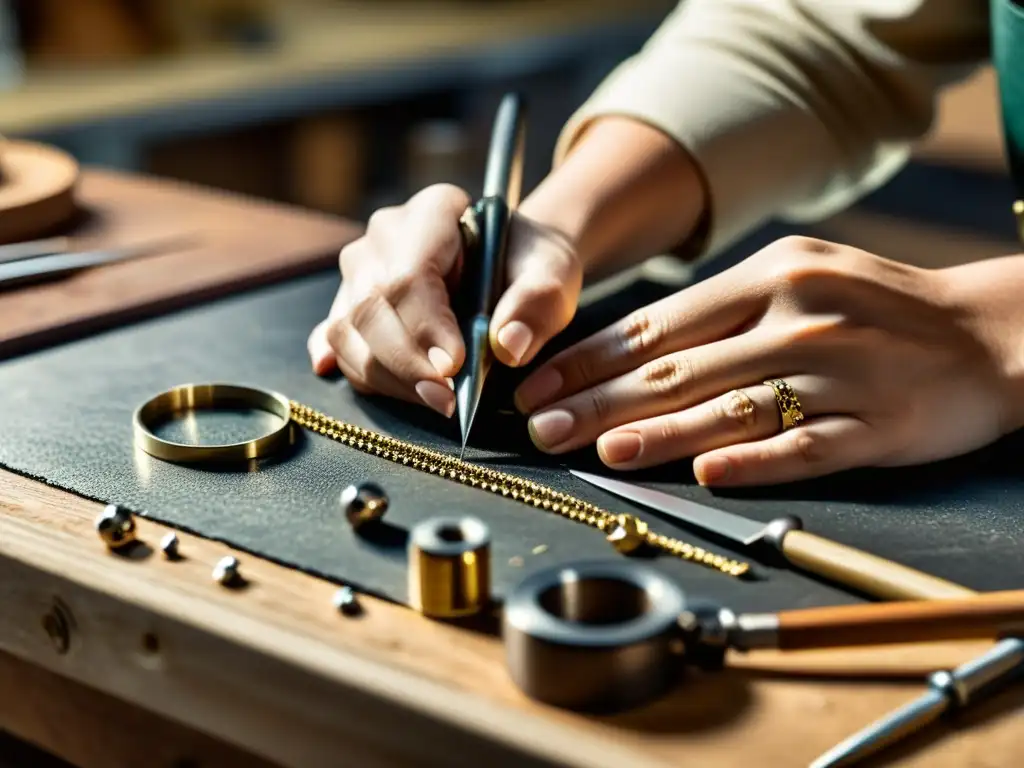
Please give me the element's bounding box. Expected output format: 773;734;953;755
489;238;582;367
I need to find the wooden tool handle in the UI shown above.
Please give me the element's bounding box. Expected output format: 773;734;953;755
782;530;975;601
776;589;1024;651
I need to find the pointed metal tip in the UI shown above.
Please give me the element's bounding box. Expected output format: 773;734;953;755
459;443;467;462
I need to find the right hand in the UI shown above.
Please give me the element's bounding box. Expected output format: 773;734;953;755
307;183;583;417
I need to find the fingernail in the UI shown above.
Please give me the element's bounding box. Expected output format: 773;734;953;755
528;409;575;450
415;380;455;418
515;368;563;413
697;456;731;486
308;334;332;372
428;346;455;376
599;432;643;465
497;321;533;365
313;356;335;376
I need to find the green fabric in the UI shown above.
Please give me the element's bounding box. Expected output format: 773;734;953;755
994;0;1024;198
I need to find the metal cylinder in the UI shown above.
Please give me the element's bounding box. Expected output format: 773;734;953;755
502;560;686;712
408;516;491;618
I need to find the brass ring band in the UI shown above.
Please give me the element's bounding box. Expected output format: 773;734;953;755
133;383;293;464
763;378;805;431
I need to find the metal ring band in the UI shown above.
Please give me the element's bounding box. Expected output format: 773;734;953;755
502;559;686;712
133;383;293;464
763;378;805;431
458;205;480;251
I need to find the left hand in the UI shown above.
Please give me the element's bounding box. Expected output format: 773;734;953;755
513;236;1023;486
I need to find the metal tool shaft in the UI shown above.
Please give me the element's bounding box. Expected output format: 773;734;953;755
0;236;69;265
0;249;127;290
0;234;195;291
453;93;527;459
811;637;1024;767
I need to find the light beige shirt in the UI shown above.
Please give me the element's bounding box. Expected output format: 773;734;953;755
555;0;992;261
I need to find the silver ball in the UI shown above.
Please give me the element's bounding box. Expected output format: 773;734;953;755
160;533;180;559
341;482;388;529
333;585;360;616
95;504;136;549
213;556;240;586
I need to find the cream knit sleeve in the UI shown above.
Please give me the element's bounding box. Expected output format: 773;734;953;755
555;0;990;260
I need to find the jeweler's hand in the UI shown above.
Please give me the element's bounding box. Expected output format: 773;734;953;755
514;237;1024;486
307;184;582;416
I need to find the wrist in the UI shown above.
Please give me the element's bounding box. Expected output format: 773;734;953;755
519;116;708;276
939;255;1024;432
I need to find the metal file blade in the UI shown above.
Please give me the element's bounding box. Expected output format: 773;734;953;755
569;470;766;546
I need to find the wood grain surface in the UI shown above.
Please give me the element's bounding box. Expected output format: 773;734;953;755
3;468;1024;768
0;650;279;768
0;168;358;359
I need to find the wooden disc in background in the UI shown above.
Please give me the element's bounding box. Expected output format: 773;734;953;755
0;140;79;245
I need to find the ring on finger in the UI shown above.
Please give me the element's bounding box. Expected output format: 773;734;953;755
763;378;806;431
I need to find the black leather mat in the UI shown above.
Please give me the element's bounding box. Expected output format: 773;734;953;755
1;271;1022;613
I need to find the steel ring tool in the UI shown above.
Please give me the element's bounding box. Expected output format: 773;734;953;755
502;559;1024;712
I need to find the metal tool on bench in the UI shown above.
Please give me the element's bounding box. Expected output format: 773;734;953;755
811;637;1024;767
0;234;194;290
570;470;969;601
0;236;70;264
453;92;527;461
502;559;1024;712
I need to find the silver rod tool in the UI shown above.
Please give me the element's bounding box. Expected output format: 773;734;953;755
810;637;1024;767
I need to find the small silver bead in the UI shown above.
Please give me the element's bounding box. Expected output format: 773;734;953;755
333;586;360;616
95;504;136;550
160;533;180;559
213;556;240;586
340;482;389;529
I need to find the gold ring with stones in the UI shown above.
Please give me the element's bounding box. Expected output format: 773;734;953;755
763;378;805;431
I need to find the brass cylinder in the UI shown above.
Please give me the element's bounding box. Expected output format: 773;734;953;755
408;516;491;618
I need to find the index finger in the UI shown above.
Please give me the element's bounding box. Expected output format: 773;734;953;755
513;267;763;413
308;279;349;374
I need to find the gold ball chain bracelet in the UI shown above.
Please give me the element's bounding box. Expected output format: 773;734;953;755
289;401;751;578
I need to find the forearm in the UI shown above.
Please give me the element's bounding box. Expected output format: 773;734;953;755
533;0;987;268
519;116;707;276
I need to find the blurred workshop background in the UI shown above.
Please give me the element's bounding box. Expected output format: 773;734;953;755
0;0;679;221
0;0;1019;270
